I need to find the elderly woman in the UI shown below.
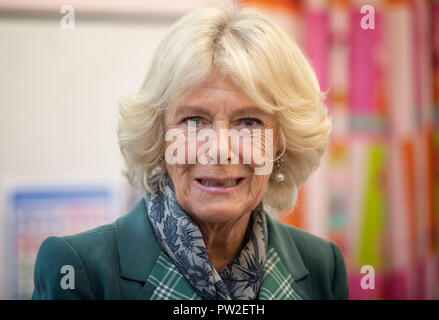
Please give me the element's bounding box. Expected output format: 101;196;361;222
32;3;348;300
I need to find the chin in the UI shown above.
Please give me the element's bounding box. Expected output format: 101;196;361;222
187;202;249;225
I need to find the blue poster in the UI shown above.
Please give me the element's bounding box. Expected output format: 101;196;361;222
4;185;119;299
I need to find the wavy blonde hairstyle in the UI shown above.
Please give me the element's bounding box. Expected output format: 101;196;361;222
118;1;331;211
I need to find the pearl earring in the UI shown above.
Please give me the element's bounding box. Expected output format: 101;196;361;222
274;157;285;182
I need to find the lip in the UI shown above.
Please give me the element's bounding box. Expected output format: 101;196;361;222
194;177;245;194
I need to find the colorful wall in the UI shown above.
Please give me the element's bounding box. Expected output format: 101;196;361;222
243;0;439;299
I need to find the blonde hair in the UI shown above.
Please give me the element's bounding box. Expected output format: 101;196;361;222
118;1;331;211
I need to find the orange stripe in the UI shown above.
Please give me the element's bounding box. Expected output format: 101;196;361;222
386;0;412;5
240;0;301;14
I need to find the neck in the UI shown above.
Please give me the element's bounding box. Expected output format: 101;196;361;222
197;213;252;272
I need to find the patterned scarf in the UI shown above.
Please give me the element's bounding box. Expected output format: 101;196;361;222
144;177;268;300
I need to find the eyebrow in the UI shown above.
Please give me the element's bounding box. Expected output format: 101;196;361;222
232;107;268;117
175;106;212;117
175;105;268;118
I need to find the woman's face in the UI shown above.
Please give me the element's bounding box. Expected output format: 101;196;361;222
164;74;278;226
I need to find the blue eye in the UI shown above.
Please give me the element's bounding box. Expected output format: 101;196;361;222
241;118;263;127
182;116;202;125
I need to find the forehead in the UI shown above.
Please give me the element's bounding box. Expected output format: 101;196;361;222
200;73;245;92
171;74;268;117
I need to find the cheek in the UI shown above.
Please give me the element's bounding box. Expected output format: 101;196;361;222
166;163;191;184
236;132;277;167
165;156;193;199
166;164;194;211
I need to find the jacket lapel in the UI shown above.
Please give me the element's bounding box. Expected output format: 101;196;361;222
115;199;199;300
115;199;161;282
266;216;309;282
258;247;307;300
261;216;310;300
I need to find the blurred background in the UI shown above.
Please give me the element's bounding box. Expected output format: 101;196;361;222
0;0;437;300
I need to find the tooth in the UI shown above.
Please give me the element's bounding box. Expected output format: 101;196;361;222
200;179;239;187
225;180;238;186
201;180;217;186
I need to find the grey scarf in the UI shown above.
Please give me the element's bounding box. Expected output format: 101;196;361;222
144;177;268;300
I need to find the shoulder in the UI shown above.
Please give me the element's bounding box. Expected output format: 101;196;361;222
37;222;117;263
32;223;118;299
32;199;159;300
38;223;118;266
266;216;349;299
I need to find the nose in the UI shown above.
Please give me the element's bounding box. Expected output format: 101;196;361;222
207;120;232;165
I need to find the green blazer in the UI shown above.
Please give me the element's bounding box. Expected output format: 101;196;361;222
32;199;349;300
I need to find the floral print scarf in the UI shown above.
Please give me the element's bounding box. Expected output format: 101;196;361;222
144;177;268;300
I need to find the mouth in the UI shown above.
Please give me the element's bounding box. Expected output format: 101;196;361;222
194;177;244;192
